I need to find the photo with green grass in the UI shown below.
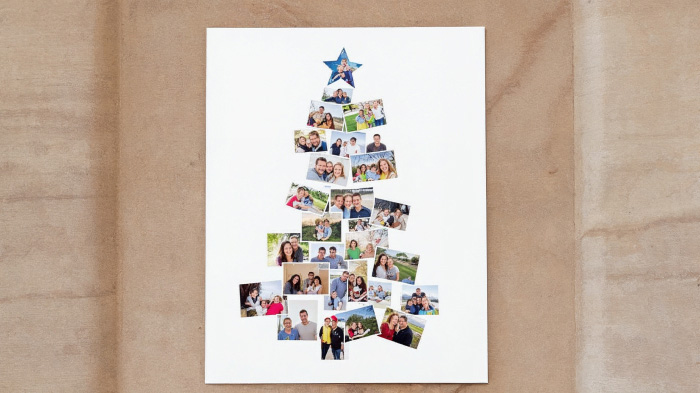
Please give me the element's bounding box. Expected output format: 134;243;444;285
373;247;419;282
380;308;426;349
301;212;342;242
285;182;329;215
342;99;385;132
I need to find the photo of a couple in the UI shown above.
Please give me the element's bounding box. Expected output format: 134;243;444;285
328;188;374;219
267;233;307;266
372;247;419;283
401;285;439;316
294;129;328;153
372;198;410;231
306;153;351;187
306;101;344;131
350;150;398;183
285;183;329;215
345;228;388;260
379;308;426;349
276;300;318;341
319;316;345;360
343;99;386;132
329;130;365;157
301;212;342;242
239;281;284;318
322;82;353;104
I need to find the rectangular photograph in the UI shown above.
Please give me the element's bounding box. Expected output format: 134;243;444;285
328;188;374;219
334;305;379;342
372;198;410;231
367;280;391;308
364;132;388;153
372;247;420;283
378;308;426;349
285;182;329;215
402;285;439;316
309;242;347;269
306;153;352;187
320;316;346;360
347;259;369;303
239;280;284;318
348;218;370;232
306;100;344;131
345;228;388;260
282;262;330;295
322;82;353;104
343;99;386;132
327;270;350;310
276;300;319;341
301;212;342;242
350;150;397;183
267;233;306;267
294;129;328;153
328;130;366;157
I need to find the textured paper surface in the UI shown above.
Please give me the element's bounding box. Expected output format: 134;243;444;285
12;0;698;391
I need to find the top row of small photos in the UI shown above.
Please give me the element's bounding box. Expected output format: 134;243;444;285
306;99;387;133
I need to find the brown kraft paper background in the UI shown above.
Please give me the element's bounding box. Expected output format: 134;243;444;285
2;0;698;392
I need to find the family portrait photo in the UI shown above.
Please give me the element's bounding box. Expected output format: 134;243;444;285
379;308;426;349
285;183;329;215
322;81;353;104
294;129;328;153
306;153;351;187
320;316;346;360
325;49;360;88
328;188;374;220
372;247;420;283
342;99;386;132
275;300;319;341
267;233;307;267
239;280;284;318
345;228;388;260
309;242;347;269
401;285;439;316
333;305;378;343
346;259;369;303
329;130;366;157
306;100;344;131
348;218;370;232
282;262;330;295
350;150;398;183
367;280;391;308
301;212;342;242
372;198;410;231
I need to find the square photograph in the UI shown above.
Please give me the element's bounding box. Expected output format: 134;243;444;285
346;259;369;303
285;182;329;215
378;308;426;349
372;198;410;231
401;285;439;316
309;242;347;269
320;316;346;360
350;150;397;183
306;100;344;131
239;280;285;318
343;99;386;132
306;153;352;187
328;130;366;157
372;247;420;283
301;212;342;242
267;233;306;267
367;280;391;308
322;82;353;104
364;132;388;153
282;262;330;295
334;305;379;342
294;129;328;153
348;218;370;232
345;228;388;260
275;299;319;341
328;188;374;220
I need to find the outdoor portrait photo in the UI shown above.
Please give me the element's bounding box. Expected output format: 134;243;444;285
282;262;330;295
306;153;351;187
306;100;344;131
342;99;386;132
321;81;353;104
294;129;328;153
320;316;346;361
345;228;389;260
346;259;369;303
348;218;370;232
285;182;329;215
309;242;347;269
333;305;378;342
301;212;342;242
239;280;284;318
379;308;426;349
372;247;420;283
267;233;307;267
367;280;391;308
275;299;319;341
328;188;374;220
401;285;439;316
372;198;410;231
328;130;366;157
350;150;397;183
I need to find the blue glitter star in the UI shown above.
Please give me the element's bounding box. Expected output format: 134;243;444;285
324;48;362;87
